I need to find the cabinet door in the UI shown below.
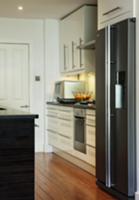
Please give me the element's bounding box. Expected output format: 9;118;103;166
98;0;134;29
60;20;71;73
67;8;84;71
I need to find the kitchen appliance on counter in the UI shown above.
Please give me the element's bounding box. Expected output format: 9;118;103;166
54;80;85;103
74;108;86;153
96;19;136;200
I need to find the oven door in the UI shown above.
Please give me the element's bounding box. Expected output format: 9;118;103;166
74;116;86;154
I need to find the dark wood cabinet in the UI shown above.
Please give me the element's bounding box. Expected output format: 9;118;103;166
0;115;37;200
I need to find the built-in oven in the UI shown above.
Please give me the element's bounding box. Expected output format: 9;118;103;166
74;108;86;154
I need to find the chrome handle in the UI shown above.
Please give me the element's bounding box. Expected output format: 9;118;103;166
63;44;67;70
20;105;29;108
103;6;121;16
35;124;39;128
72;41;76;69
105;27;111;188
79;38;84;68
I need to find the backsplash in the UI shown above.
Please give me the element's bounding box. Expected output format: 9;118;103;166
61;72;96;100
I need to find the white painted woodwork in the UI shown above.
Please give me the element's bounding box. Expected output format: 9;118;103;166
0;43;29;112
86;146;96;166
60;5;97;74
46;105;74;154
46;105;96;167
98;0;136;30
86;125;96;147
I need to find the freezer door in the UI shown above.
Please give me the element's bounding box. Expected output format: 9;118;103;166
96;29;106;184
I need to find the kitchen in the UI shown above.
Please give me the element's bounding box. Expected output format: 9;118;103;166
0;0;138;200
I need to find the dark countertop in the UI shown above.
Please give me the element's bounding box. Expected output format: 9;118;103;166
47;101;96;110
0;107;38;119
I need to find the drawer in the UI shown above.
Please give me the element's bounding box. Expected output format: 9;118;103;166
86;146;96;166
48;131;59;148
46;107;58;118
86;116;96;126
58;111;73;121
86;109;96;116
47;116;59;132
58;119;73;138
58;135;73;152
86;125;96;147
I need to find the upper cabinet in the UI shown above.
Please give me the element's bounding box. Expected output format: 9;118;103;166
98;0;136;30
60;5;97;75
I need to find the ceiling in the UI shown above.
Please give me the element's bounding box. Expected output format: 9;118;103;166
0;0;97;19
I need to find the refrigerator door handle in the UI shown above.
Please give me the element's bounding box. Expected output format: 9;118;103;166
105;26;111;188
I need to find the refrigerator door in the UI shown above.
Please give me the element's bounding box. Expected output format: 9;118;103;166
96;29;106;184
96;18;136;199
111;19;136;196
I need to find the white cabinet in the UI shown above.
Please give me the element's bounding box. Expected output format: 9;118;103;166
46;105;96;167
46;105;74;154
98;0;136;30
60;5;97;74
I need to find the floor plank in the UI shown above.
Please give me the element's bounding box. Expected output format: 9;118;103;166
35;153;116;200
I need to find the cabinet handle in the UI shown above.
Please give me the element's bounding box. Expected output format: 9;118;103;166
20;105;29;108
79;38;84;68
103;7;121;16
72;41;76;69
64;44;67;70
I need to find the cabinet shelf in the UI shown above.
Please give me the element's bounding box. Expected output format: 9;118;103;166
77;40;96;50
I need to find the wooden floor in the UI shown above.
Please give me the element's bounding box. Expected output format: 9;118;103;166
35;153;116;200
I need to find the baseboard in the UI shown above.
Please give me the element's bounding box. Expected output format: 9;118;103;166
44;145;53;153
53;147;96;176
135;191;139;200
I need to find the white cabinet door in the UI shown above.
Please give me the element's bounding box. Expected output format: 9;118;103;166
0;43;29;111
60;19;71;73
60;5;97;74
98;0;135;30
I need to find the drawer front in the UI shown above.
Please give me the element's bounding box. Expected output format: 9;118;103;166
58;119;73;138
86;116;96;126
48;131;59;148
86;125;96;147
86;146;96;166
47;116;59;132
58;111;73;121
59;135;73;152
86;109;96;116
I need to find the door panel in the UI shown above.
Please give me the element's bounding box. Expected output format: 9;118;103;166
0;44;29;112
96;29;106;183
111;19;136;196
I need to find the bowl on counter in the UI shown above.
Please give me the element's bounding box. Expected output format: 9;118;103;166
72;92;93;102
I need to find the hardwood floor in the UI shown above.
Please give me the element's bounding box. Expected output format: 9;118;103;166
35;153;116;200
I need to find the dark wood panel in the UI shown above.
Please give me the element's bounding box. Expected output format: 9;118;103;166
0;118;35;200
35;153;116;200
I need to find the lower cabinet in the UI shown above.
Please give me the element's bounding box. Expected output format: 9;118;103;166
46;104;96;169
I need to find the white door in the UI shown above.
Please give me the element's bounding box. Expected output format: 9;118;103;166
0;43;29;111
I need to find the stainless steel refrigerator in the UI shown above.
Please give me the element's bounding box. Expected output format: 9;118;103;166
96;19;136;200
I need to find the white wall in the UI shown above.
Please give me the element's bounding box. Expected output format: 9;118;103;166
44;19;60;152
0;18;45;152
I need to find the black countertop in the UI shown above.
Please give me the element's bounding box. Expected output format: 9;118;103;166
0;107;38;119
47;101;96;110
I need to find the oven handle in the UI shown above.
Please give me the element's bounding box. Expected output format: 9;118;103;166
74;116;85;120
